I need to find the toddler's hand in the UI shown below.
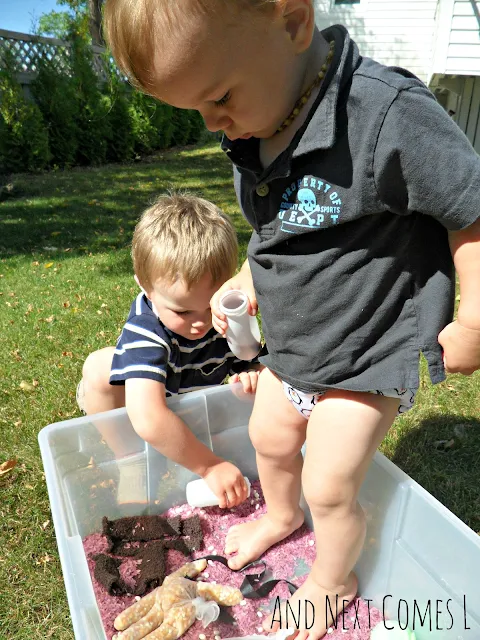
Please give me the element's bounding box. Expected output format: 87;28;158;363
229;370;260;394
210;265;257;337
201;460;249;509
438;320;480;375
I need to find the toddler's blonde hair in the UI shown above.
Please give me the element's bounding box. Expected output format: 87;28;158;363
103;0;275;95
132;192;238;292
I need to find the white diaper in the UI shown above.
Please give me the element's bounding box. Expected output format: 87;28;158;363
282;383;416;418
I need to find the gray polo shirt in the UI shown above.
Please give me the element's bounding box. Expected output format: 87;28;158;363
222;25;480;393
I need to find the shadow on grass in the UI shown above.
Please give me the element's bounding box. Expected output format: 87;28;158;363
390;414;480;533
0;143;251;262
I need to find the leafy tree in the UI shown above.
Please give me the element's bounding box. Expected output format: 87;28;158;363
37;11;74;40
88;0;104;45
1;2;206;172
36;0;104;44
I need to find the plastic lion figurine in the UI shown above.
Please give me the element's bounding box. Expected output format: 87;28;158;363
113;559;243;640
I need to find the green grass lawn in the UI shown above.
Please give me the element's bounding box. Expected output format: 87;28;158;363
0;141;479;639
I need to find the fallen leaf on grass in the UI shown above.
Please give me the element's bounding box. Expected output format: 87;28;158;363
0;459;17;476
35;553;54;566
41;520;50;530
19;381;35;392
44;262;54;269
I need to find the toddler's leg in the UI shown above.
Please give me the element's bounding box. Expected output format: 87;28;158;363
265;390;399;639
80;346;125;414
225;368;307;569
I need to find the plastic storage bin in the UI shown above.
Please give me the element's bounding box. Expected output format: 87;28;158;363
39;385;480;640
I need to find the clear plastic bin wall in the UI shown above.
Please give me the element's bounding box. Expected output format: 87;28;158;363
38;384;480;640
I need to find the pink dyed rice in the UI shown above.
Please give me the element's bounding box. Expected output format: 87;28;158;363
83;482;383;639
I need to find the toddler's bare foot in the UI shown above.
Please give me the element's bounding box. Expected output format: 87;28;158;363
225;509;304;570
264;571;358;640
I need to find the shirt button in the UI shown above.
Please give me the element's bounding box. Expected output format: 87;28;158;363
255;183;269;197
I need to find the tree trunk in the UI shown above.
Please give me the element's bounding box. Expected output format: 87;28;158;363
88;0;104;46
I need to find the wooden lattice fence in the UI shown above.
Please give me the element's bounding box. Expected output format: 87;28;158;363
0;28;107;89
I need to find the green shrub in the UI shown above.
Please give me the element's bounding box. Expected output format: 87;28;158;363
0;66;50;174
104;81;135;162
69;32;110;165
0;33;206;174
128;92;205;153
128;92;160;154
187;110;206;145
31;57;79;167
170;108;192;146
150;101;175;149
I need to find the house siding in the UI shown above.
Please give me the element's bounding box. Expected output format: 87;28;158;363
314;1;480;149
446;1;480;74
456;75;480;151
315;0;439;82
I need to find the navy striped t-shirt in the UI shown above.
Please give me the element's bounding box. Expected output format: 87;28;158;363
110;293;250;396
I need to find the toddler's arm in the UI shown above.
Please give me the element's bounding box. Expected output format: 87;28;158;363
371;83;480;375
125;378;249;507
438;217;480;374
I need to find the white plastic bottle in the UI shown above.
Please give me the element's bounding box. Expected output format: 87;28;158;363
219;290;261;361
186;477;251;508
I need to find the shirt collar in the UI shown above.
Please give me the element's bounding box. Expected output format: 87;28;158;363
222;25;360;170
293;25;359;157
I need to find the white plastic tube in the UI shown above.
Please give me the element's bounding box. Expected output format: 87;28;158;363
219;290;261;361
186;477;251;508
